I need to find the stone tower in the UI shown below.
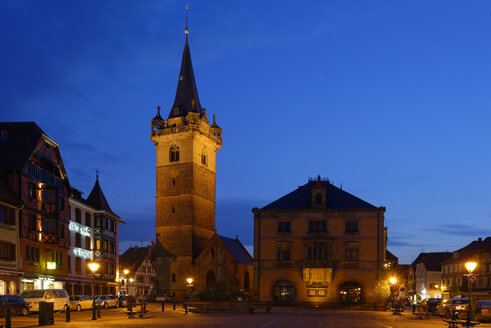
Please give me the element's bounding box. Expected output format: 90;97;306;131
150;30;222;297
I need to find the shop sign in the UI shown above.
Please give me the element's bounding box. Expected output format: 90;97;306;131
69;221;91;236
47;262;56;270
74;248;92;259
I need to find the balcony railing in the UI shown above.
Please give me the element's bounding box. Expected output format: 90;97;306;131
27;163;64;187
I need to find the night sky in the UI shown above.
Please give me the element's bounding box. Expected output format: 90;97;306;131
2;1;491;263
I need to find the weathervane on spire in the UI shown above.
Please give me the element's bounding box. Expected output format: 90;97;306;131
96;169;99;181
185;4;190;35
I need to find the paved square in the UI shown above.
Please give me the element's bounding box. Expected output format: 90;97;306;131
4;303;491;328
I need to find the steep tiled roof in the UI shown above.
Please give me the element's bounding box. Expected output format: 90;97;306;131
386;250;399;263
168;35;203;119
0;122;44;170
262;179;376;210
411;252;452;272
86;178;120;219
119;246;152;273
218;235;253;266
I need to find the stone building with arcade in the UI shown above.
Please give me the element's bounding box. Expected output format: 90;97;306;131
253;176;387;305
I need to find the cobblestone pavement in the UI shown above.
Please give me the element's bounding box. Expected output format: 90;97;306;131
4;303;491;328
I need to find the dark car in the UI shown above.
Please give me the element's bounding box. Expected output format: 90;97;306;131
436;298;469;317
419;298;442;313
136;294;154;302
459;300;491;321
0;295;29;316
117;296;139;307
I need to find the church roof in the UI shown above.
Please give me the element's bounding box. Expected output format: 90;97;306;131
218;235;253;266
0;122;45;170
168;35;203;119
86;177;120;219
262;179;377;210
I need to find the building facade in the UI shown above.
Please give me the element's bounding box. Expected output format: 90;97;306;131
66;187;95;296
441;237;491;299
407;252;451;302
253;177;386;305
119;245;156;296
0;168;23;295
0;123;71;292
194;234;253;297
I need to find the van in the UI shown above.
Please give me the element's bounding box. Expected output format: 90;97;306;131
21;289;69;312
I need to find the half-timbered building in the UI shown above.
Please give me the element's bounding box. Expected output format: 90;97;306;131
0;122;70;291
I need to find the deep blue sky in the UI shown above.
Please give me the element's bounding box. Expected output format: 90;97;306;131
2;1;491;263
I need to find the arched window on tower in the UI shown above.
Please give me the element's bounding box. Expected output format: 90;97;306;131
169;145;180;162
244;271;250;290
315;193;322;204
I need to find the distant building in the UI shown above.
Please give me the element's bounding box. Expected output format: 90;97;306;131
253;176;387;305
0;122;71;292
441;237;491;299
407;252;451;302
119;245;156;296
0;168;23;295
150;28;249;299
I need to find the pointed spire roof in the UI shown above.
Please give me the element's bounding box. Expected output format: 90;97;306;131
168;33;204;119
86;175;120;219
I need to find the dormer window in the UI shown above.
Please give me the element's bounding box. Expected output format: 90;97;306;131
173;107;180;115
169;145;180;162
191;99;196;110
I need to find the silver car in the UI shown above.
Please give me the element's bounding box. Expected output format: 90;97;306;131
95;295;119;309
69;295;93;311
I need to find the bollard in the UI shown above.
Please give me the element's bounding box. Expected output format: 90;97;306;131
184;303;188;314
128;304;133;318
97;304;101;318
412;304;416;313
173;300;176;310
161;301;165;312
5;307;12;328
66;304;71;322
142;301;146;312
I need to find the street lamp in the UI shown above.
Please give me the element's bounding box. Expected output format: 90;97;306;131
389;277;397;309
186;278;193;299
122;269;129;294
88;262;100;321
465;261;477;324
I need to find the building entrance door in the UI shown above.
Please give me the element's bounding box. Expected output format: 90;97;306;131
339;281;362;304
273;280;295;303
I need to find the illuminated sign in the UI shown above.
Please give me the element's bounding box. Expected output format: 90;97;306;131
47;262;56;270
69;221;91;236
73;248;92;259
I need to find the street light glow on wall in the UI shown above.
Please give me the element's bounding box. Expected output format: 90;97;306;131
465;261;477;273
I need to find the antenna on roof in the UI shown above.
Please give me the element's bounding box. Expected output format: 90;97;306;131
340;183;343;190
185;4;190;35
96;169;99;181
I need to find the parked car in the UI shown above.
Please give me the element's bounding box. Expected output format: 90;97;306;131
0;295;29;316
155;294;176;302
69;295;93;311
436;298;469;317
458;300;491;321
21;289;70;312
137;294;154;302
419;298;442;313
95;295;119;309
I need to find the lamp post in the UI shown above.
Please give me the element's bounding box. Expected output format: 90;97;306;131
123;269;129;295
129;278;134;296
88;262;100;321
186;278;193;300
389;277;397;309
465;261;477;325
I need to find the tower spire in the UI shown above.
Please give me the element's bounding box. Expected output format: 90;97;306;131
185;4;189;36
168;4;203;119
